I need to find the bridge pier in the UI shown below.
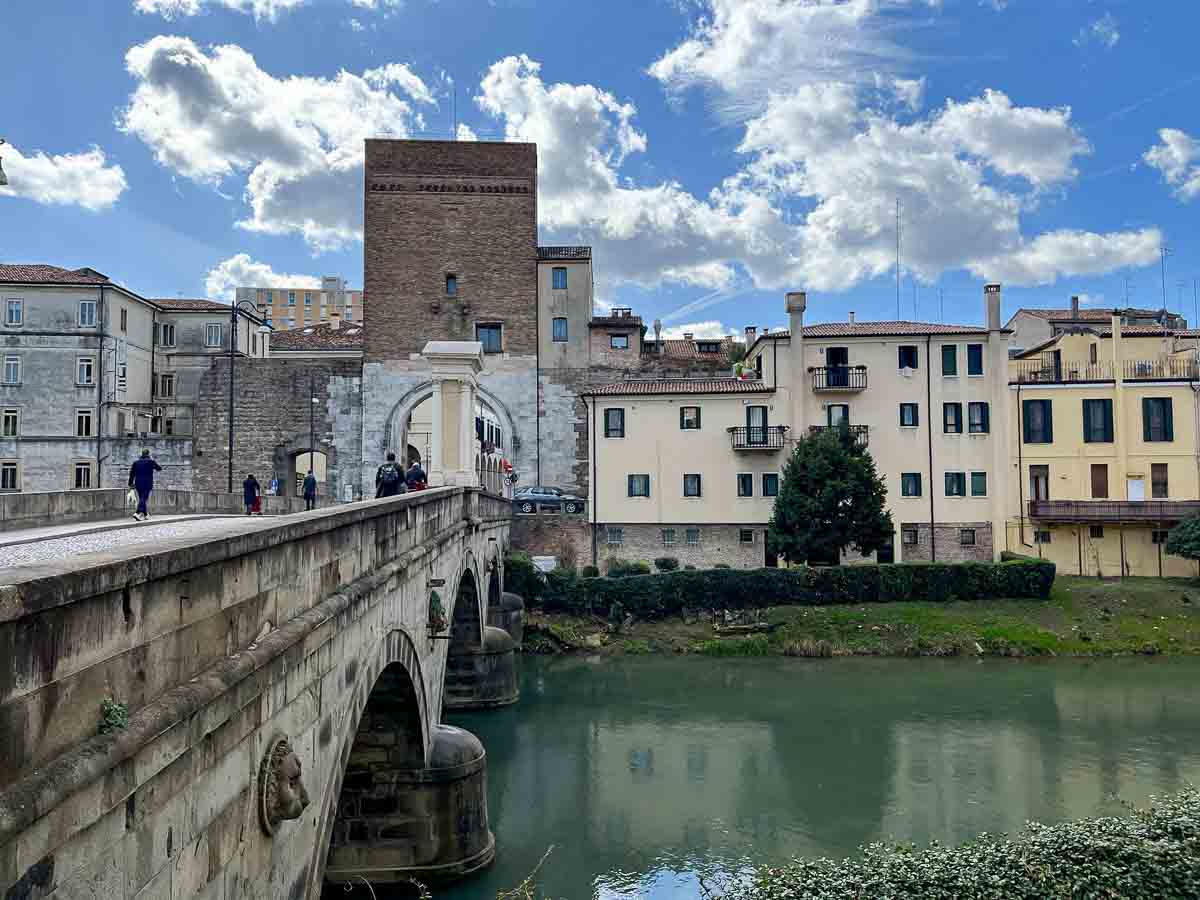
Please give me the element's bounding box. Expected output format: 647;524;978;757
444;625;520;710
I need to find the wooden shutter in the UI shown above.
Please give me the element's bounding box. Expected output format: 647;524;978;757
1143;398;1152;441
1091;464;1108;499
1022;400;1033;443
1164;399;1174;441
1103;400;1113;442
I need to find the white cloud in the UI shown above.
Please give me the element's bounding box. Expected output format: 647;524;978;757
1074;13;1120;49
1144;128;1200;201
120;36;433;250
134;0;307;20
204;253;322;299
455;123;478;141
661;320;738;339
970;229;1161;285
0;143;127;211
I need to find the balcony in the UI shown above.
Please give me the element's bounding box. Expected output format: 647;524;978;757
1028;500;1200;523
1012;361;1114;384
809;424;869;447
810;366;868;392
1123;359;1200;381
728;425;789;451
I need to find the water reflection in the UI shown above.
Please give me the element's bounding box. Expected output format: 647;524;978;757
440;656;1200;899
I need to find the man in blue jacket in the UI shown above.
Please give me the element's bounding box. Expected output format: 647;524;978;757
128;449;162;521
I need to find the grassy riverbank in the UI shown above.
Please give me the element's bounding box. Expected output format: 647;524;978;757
526;575;1200;658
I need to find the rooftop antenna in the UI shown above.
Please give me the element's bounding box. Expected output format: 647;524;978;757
912;280;917;320
895;199;902;320
1160;247;1172;306
938;286;944;323
452;84;457;139
1124;274;1134;305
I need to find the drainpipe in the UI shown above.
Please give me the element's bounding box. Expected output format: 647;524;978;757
926;334;935;562
97;284;106;486
1017;382;1026;547
590;395;597;567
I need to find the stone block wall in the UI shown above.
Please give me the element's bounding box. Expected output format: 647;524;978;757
594;523;770;571
510;513;592;567
900;521;994;563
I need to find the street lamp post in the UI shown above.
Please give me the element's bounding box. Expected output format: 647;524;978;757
227;300;271;494
310;373;317;485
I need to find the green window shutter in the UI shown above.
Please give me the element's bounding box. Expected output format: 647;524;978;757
1165;399;1174;441
1103;400;1113;442
1044;401;1053;443
941;345;957;375
1022;400;1032;443
1143;398;1152;442
981;403;990;433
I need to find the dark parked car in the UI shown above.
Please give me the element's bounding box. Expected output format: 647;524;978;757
514;486;585;514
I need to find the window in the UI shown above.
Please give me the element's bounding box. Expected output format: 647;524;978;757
968;402;990;434
960;529;976;546
1152;463;1169;499
304;292;312;307
78;300;97;327
1035;530;1052;545
159;373;175;398
604;408;625;438
287;291;296;306
737;473;753;497
1082;399;1114;443
446;274;458;297
610;334;629;350
344;308;353;321
1089;343;1098;365
739;529;755;544
1030;464;1050;501
941;344;957;376
0;462;17;492
205;323;222;347
76;409;93;437
1;409;16;437
606;527;623;546
901;473;922;497
165;419;175;436
902;527;919;546
552;267;568;289
945;472;966;496
476;324;502;353
1090;525;1104;539
160;323;176;347
1091;464;1109;499
683;473;702;497
4;299;21;327
967;343;984;376
120;308;128;332
3;357;18;385
252;334;258;356
827;404;848;427
76;357;95;386
686;528;701;545
1142;398;1174;442
898;345;918;369
762;473;779;497
552;317;568;342
970;471;987;497
943;402;963;434
1022;399;1053;443
628;474;650;497
680;406;701;430
1153;530;1170;545
899;403;919;427
73;462;93;489
661;529;676;546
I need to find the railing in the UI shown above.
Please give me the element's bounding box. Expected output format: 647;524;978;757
1123;358;1200;380
728;425;789;451
810;366;868;391
1011;361;1114;383
1028;500;1200;523
808;424;869;447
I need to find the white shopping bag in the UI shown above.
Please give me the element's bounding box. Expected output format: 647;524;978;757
126;487;138;508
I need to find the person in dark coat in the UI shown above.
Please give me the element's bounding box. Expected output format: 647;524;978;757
302;470;318;511
128;449;162;521
375;452;406;499
405;461;427;491
243;474;261;516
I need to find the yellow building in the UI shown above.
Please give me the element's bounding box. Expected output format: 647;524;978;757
235;275;361;331
1007;315;1200;576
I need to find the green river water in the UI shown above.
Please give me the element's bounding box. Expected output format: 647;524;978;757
437;655;1200;899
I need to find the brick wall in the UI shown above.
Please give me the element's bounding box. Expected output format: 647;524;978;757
364;140;538;361
193;356;363;500
900;521;993;562
510;513;593;566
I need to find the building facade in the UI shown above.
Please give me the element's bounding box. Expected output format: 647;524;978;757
236;275;361;331
1006;296;1186;355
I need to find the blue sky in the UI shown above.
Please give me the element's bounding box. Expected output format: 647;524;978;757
2;0;1198;337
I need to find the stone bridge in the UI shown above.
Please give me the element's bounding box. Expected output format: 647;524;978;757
0;347;527;899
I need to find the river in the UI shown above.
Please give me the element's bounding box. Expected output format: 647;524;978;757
440;655;1200;898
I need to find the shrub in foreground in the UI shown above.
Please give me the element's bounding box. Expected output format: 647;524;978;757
606;557;651;578
654;556;680;572
504;551;543;602
581;565;600;579
713;788;1200;900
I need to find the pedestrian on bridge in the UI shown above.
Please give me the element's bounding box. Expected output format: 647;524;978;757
128;449;162;521
243;473;262;516
302;470;318;511
375;452;406;499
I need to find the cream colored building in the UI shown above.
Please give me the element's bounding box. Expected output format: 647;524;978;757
237;275;361;332
1008;316;1200;577
585;286;1012;569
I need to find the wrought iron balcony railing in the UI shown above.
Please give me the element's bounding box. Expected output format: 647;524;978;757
1028;500;1200;523
728;425;789;451
810;366;868;391
1011;361;1114;383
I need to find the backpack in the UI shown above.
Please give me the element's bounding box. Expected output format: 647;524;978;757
379;464;402;491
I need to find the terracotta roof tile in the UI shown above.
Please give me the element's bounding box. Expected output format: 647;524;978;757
644;336;737;361
1018;307;1177;321
590;314;643;328
585;378;772;396
0;264;110;284
152;298;234;311
270;321;365;351
538;246;592;260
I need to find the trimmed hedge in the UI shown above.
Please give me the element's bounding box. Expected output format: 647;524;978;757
534;560;1055;619
504;551;544;603
715;789;1200;900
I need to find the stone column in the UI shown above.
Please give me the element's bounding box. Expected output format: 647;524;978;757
422;341;484;487
460;377;474;477
429;377;445;487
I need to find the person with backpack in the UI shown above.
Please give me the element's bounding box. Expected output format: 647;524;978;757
128;449;163;521
302;470;318;511
375;452;406;499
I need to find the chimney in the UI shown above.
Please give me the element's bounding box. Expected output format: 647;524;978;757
683;332;694;341
985;283;1002;332
745;326;757;342
848;311;855;324
653;318;663;353
1071;295;1080;319
330;311;341;331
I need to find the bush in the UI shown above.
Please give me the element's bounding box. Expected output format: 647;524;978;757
684;564;697;570
504;551;543;603
606;557;651;578
714;563;732;569
654;556;680;572
581;565;600;579
715;788;1200;900
537;559;1055;619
